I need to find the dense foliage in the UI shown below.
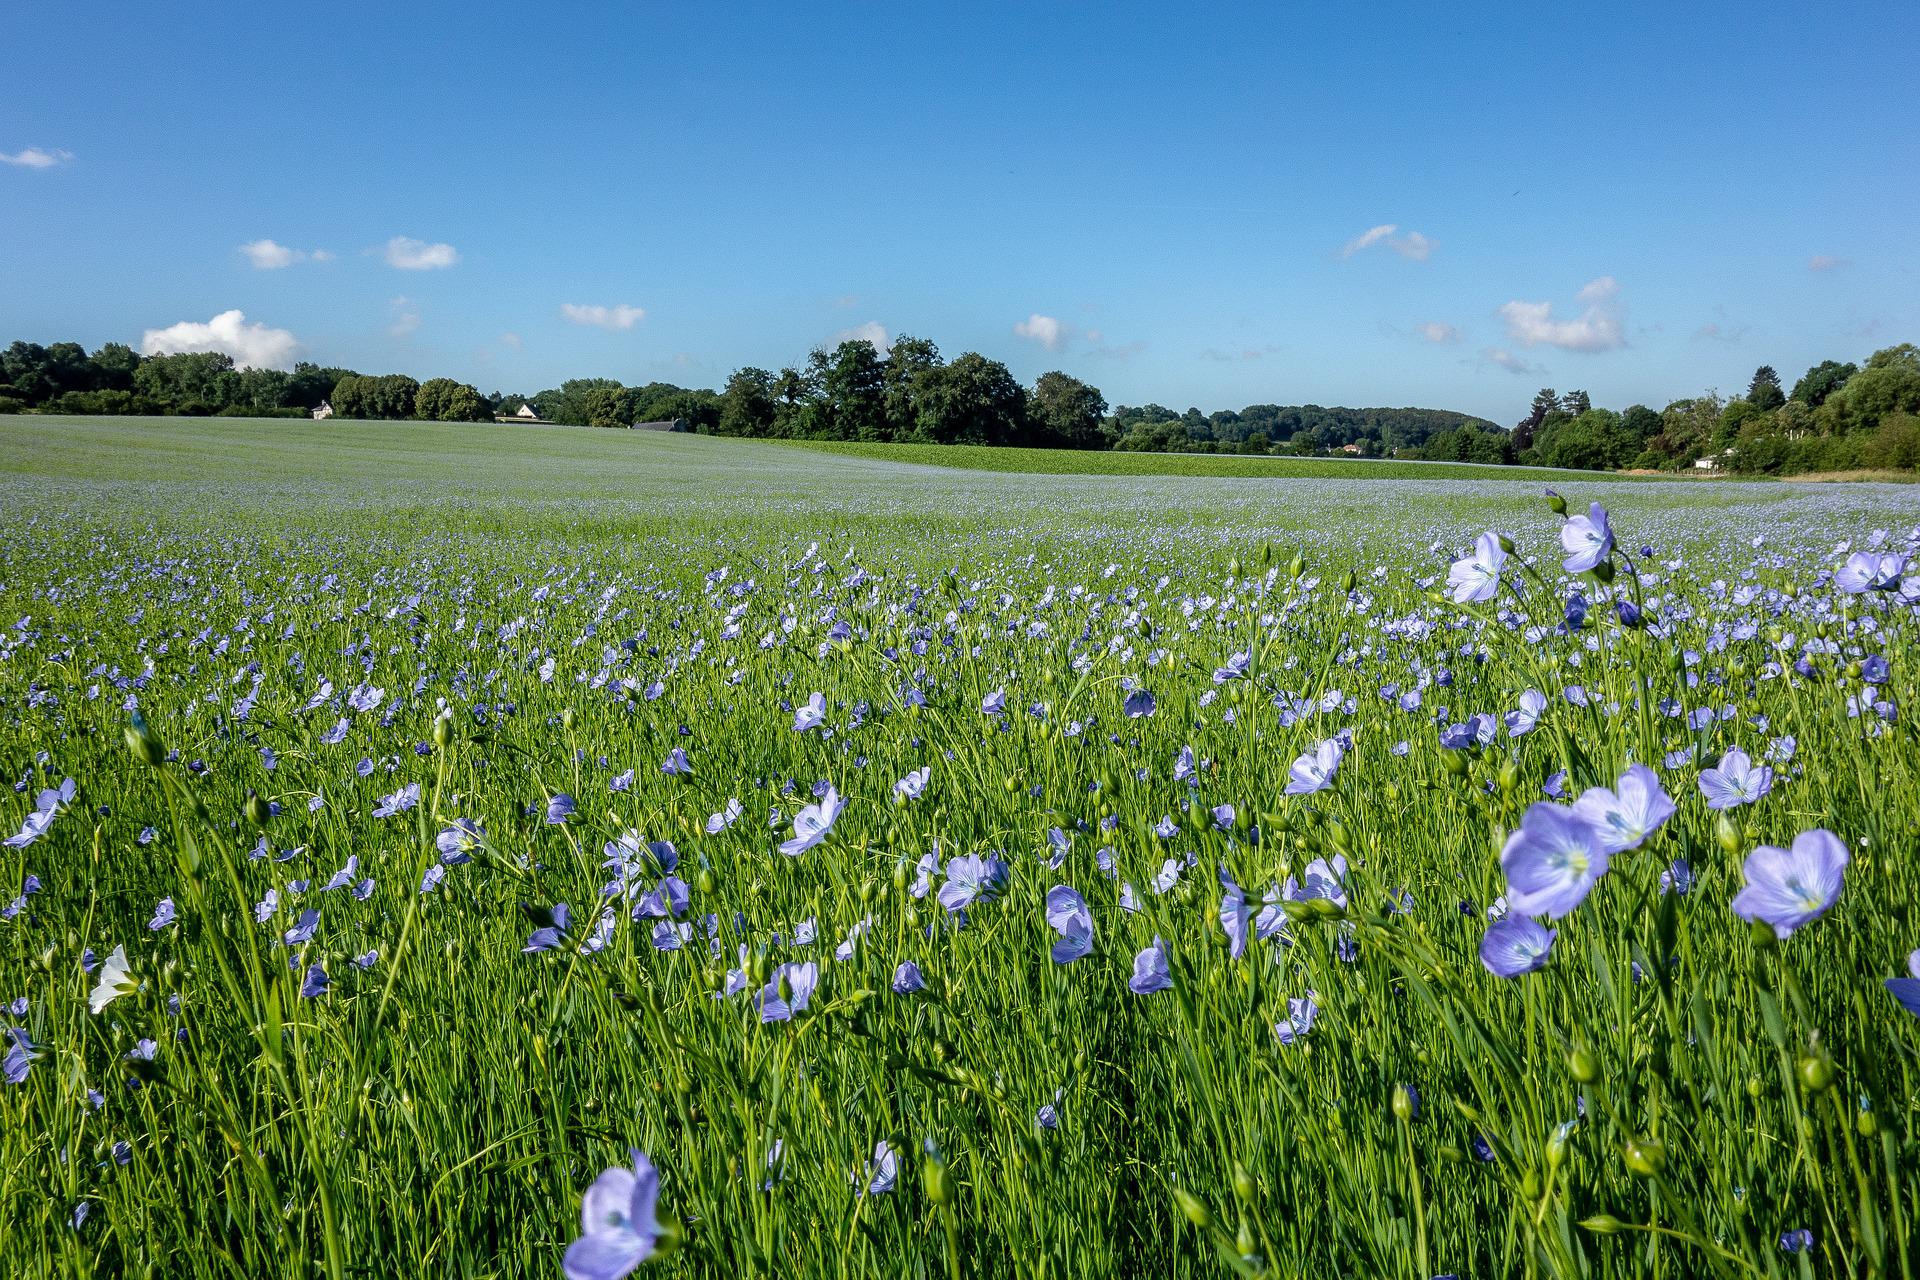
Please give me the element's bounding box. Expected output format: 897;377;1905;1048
1105;404;1498;456
3;417;1920;1279
1410;350;1920;477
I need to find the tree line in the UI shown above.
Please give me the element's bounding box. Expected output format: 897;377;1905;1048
10;331;1910;472
0;335;1491;457
1411;345;1920;474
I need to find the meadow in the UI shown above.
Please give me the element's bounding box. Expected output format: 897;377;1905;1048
3;414;1919;1279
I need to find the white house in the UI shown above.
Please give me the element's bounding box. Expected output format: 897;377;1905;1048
495;402;550;424
311;401;333;421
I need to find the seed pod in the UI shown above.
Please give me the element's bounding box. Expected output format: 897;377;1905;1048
1231;1162;1255;1205
1568;1045;1598;1084
1622;1136;1665;1177
1796;1054;1834;1093
1580;1215;1624;1236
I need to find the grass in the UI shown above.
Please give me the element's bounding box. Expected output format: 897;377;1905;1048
768;436;1686;483
2;415;1920;1279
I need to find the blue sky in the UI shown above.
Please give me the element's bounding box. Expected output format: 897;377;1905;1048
3;1;1915;421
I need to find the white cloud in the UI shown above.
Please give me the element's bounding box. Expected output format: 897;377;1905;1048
829;321;891;355
1342;224;1396;257
1;147;71;169
1417;321;1462;345
1482;346;1539;375
560;303;646;331
1808;254;1848;273
499;332;523;350
384;236;459;270
239;238;331;269
1497;276;1625;352
1013;313;1068;351
1341;223;1434;260
139;310;300;370
388;296;421;338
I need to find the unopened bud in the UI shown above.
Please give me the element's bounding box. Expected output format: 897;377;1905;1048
1172;1187;1213;1230
125;713;166;768
924;1159;954;1206
1569;1046;1598;1084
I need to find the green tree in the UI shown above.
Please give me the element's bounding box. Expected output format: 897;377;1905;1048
583;383;641;429
543;378;623;426
912;352;1030;445
718;367;777;437
134;352;241;413
89;342;142;392
1028;371;1109;449
416;377;489;422
882;336;942;438
1840;345;1920;429
1790;360;1856;407
1746;365;1785;411
816;340;887;441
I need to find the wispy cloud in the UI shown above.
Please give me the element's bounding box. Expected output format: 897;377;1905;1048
1497;276;1625;352
239;239;331;270
388;296;421;339
383;236;459;270
561;303;646;331
1808;254;1849;273
1199;343;1285;362
139;310;300;370
0;147;72;169
1692;318;1749;345
1482;346;1540;376
1341;223;1434;261
1417;322;1462;345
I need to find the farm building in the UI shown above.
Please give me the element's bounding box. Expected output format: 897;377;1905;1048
631;418;691;432
494;402;551;424
311;401;333;421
